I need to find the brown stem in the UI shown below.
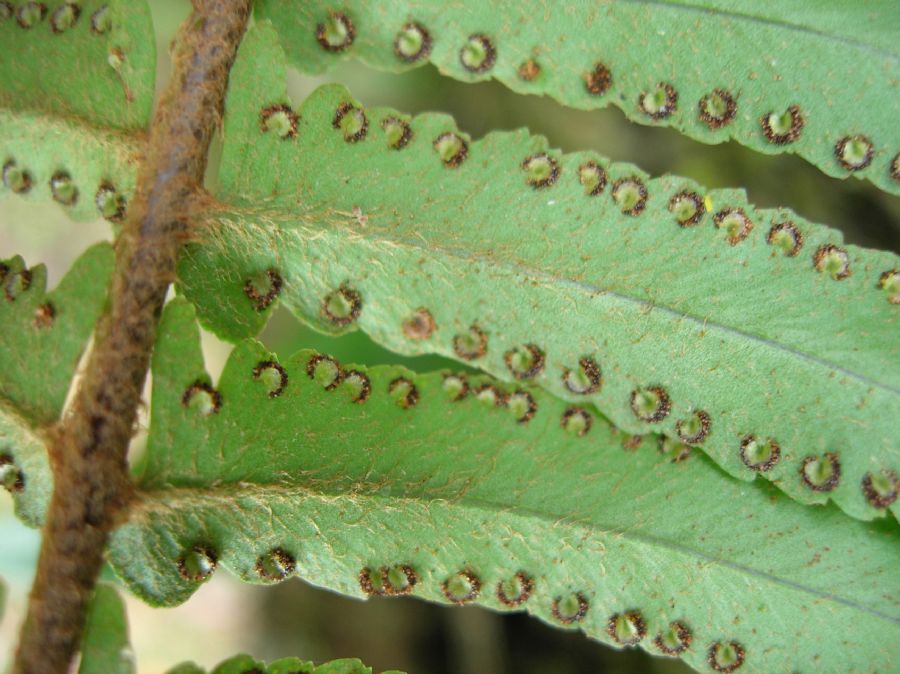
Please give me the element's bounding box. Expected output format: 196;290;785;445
12;2;251;672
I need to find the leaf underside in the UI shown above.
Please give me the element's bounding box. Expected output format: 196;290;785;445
175;655;403;674
0;0;149;225
0;0;155;129
0;108;143;223
0;6;893;674
79;582;134;674
256;0;900;194
108;299;900;674
0;243;113;526
176;23;900;522
1;14;895;522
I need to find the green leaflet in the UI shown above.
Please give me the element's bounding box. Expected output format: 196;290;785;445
255;0;900;194
0;242;113;425
0;107;142;223
0;243;113;525
171;655;403;674
108;299;899;674
79;582;135;674
180;24;900;522
0;19;894;524
0;406;51;527
0;0;155;130
165;665;206;674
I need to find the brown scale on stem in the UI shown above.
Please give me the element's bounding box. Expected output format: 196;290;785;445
12;3;252;673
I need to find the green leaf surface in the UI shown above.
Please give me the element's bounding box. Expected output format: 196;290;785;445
169;655;402;674
182;24;900;522
0;242;114;425
0;243;113;526
79;582;135;674
165;664;206;674
168;662;206;674
0;0;155;129
109;299;899;674
0;405;51;527
214;656;397;674
0;108;142;222
256;0;900;194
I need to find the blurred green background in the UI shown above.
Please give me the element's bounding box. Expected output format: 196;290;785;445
1;2;898;673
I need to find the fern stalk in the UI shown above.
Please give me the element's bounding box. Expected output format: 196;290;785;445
11;2;251;672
